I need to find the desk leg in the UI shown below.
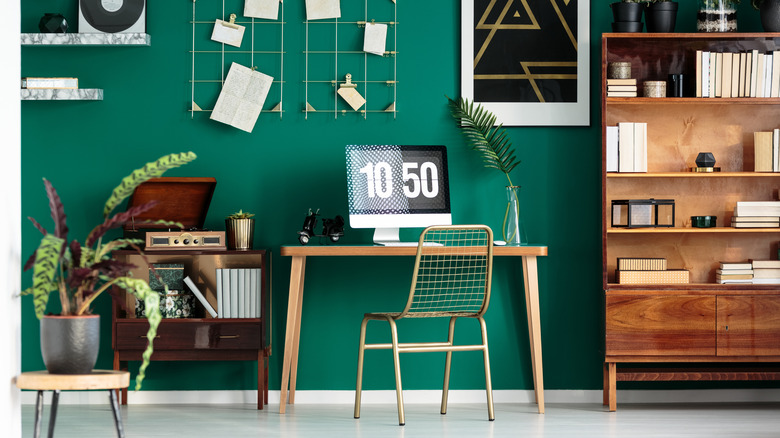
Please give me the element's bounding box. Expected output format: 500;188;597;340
279;255;306;414
522;255;545;414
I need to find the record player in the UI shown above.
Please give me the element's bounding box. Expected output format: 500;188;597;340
124;177;226;250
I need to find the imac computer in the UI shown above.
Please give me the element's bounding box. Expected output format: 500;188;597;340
345;145;452;245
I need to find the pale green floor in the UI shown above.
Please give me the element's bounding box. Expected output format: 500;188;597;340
21;402;780;438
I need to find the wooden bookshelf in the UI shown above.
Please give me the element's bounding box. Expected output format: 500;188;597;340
601;33;780;411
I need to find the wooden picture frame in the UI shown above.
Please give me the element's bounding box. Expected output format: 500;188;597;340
461;0;590;126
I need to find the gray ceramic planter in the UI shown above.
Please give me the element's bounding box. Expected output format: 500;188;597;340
40;314;100;374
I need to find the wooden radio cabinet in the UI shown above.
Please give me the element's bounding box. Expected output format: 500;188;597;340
601;33;780;411
111;249;269;409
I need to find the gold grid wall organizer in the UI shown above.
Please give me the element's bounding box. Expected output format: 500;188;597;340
304;0;398;120
189;0;285;119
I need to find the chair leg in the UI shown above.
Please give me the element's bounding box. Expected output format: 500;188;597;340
354;316;369;419
441;316;457;415
479;317;495;421
387;316;405;426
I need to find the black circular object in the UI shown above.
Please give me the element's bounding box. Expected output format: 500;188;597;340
80;0;144;33
39;13;68;33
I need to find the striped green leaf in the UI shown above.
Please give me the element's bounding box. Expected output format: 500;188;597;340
103;152;197;217
32;234;64;319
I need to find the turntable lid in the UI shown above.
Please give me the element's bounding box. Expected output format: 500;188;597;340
124;177;217;230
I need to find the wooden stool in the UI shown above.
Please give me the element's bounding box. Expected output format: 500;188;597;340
14;370;130;438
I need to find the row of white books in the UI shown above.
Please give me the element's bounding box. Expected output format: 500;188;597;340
183;268;264;318
717;260;780;284
732;201;780;228
696;49;780;98
753;129;780;172
606;122;647;172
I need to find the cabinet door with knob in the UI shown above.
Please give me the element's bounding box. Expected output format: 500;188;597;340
717;296;780;356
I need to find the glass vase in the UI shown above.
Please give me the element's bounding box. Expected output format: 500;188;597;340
697;0;738;32
503;186;527;246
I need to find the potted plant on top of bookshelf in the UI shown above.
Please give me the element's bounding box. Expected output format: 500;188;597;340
22;152;197;389
645;0;679;32
698;0;739;32
612;0;646;22
225;209;255;250
753;0;780;31
611;0;646;32
447;96;526;245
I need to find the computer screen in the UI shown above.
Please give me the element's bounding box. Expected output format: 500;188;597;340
345;145;452;245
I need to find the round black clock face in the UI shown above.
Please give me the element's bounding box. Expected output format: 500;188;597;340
80;0;145;33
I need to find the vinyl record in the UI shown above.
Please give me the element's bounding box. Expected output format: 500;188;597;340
79;0;146;33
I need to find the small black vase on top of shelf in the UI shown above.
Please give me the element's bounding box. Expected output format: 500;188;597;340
611;1;645;32
646;1;678;32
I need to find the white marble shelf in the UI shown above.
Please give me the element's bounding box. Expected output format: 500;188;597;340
21;89;104;101
21;33;150;46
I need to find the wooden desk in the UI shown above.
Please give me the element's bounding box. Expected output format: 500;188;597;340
15;370;129;438
278;244;548;414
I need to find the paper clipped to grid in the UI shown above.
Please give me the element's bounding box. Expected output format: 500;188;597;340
211;19;245;47
210;63;273;133
244;0;281;20
363;22;387;56
306;0;341;20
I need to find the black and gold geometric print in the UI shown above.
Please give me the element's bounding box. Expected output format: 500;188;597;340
473;0;578;103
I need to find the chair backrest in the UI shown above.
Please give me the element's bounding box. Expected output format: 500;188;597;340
398;225;494;319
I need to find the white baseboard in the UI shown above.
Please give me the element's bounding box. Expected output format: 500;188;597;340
19;388;780;406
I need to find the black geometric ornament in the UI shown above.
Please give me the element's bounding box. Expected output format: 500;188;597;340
695;152;716;168
39;13;68;33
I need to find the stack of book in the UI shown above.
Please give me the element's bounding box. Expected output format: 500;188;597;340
215;268;263;318
753;129;780;172
716;261;753;284
21;77;78;89
607;78;637;97
732;201;780;228
751;260;780;284
615;257;690;284
695;49;780;98
605;122;647;173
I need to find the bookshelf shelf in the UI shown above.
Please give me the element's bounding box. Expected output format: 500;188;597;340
607;97;780;104
607;172;780;178
607;227;780;233
602;33;780;411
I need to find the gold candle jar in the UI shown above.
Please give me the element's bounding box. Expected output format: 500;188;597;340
643;81;667;98
608;62;631;79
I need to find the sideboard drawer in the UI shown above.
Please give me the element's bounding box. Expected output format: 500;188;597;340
116;319;261;350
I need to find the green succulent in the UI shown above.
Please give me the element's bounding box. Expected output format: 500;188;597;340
226;209;255;219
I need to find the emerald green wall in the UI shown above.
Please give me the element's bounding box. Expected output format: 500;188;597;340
20;2;765;393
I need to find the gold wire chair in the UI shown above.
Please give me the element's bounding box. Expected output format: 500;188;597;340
354;225;495;425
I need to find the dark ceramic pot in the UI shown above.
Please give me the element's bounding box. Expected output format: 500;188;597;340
760;0;780;32
646;2;678;33
612;21;644;32
611;2;645;22
40;315;100;374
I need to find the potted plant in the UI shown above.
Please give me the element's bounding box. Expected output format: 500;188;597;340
753;0;780;31
446;96;526;245
225;209;255;250
645;0;679;32
611;0;646;22
22;152;197;389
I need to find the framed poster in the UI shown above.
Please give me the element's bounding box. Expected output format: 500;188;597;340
461;0;590;126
